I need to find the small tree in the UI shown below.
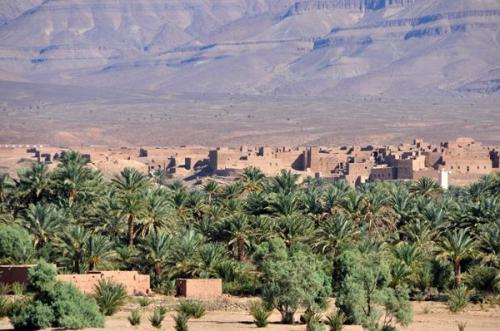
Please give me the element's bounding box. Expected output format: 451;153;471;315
8;261;104;330
259;239;331;324
335;245;412;331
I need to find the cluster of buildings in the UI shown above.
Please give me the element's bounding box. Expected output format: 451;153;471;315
144;137;499;187
2;137;498;188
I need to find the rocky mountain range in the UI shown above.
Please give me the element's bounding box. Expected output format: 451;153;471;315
0;0;499;97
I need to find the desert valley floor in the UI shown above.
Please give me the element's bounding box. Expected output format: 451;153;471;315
1;90;499;147
0;298;499;331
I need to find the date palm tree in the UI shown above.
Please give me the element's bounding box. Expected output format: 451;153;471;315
313;214;356;257
239;166;266;193
410;177;442;198
477;223;500;268
22;203;62;249
87;234;115;272
0;173;14;202
112;167;151;194
267;192;302;217
203;180;220;204
169;229;204;278
323;183;349;216
303;187;325;221
437;228;476;287
58;225;89;273
112;168;150;247
464;197;500;230
139;230;172;279
363;191;396;236
270;170;299;194
198;242;227;278
0;173;15;212
339;191;366;225
16;163;52;204
172;189;190;222
139;188;172;238
244;191;269;216
221;182;244;200
276;214;313;247
186;191;207;221
401;219;436;252
223;213;252;261
115;193;146;247
390;187;415;227
53;152;103;207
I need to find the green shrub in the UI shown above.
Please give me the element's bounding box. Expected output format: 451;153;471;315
249;301;272;328
177;300;205;319
94;279;128;316
464;265;498;299
457;321;467;331
306;312;324;331
174;312;189;331
50;282;105;329
8;261;104;330
326;310;346;331
0;283;10;295
11;283;25;296
154;279;177;296
381;326;397;331
223;278;261;296
0;225;34;264
0;296;10;318
447;286;471;313
128;309;142;326
137;296;152;307
301;307;319;324
149;306;167;328
9;301;54;330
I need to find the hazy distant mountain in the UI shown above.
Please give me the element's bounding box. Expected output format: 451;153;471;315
0;0;499;97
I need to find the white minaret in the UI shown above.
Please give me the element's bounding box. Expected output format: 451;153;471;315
439;170;449;190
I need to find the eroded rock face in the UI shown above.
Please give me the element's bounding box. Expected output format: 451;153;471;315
0;0;499;96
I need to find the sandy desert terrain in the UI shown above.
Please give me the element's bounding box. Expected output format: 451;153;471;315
1;94;499;148
0;297;498;331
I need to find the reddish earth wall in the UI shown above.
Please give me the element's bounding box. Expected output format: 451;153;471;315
0;265;33;284
57;271;150;295
176;278;222;299
0;266;150;295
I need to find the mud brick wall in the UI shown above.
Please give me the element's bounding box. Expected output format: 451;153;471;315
176;278;222;299
0;265;34;284
57;271;150;295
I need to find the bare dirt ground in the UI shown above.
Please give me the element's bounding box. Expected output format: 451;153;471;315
1;95;499;148
0;297;498;331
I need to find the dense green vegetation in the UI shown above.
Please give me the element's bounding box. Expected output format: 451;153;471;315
8;261;104;330
0;151;499;329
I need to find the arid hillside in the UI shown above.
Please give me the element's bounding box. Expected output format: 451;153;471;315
0;0;499;96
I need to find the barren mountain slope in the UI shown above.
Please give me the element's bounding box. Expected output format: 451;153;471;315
0;0;499;96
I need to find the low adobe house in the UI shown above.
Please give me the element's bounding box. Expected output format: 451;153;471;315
0;265;150;295
176;278;223;299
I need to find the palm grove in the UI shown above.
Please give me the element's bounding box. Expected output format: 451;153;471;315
0;152;499;330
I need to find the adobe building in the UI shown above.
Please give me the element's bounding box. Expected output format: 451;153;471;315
209;146;305;176
441;138;492;175
2;137;498;187
176;279;222;299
